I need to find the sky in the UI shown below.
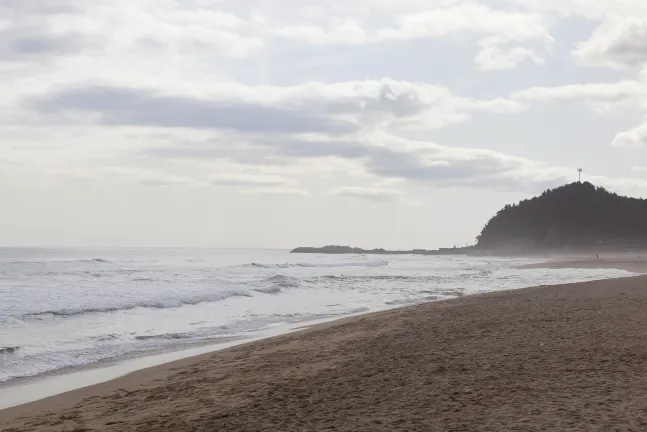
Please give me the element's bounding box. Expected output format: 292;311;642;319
2;0;647;249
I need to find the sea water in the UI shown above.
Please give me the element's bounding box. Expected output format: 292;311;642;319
0;247;634;384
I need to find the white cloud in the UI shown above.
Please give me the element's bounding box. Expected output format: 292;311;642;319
475;37;545;71
511;81;642;104
612;122;647;148
265;1;552;71
270;2;550;46
510;79;647;119
0;1;264;65
240;187;311;196
3;0;647;247
325;186;405;202
509;77;647;150
377;2;550;43
505;0;647;18
572;18;647;69
24;80;525;138
269;20;369;45
210;173;296;187
98;166;205;186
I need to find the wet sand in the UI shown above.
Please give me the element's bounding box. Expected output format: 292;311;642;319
3;275;647;431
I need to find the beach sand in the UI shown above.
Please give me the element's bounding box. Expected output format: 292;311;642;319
4;275;647;431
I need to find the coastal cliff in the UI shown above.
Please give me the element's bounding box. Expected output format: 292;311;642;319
477;182;647;250
293;182;647;255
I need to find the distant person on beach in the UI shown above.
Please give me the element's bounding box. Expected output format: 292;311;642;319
596;254;599;260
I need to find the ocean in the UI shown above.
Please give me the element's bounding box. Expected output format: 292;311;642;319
0;248;635;385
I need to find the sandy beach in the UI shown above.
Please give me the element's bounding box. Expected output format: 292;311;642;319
4;273;647;431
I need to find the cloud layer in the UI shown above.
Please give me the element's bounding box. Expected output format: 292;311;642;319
3;0;647;247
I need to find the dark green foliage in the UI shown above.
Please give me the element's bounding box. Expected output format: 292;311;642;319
477;182;647;248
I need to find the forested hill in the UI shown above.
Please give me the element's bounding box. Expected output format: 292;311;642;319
477;182;647;249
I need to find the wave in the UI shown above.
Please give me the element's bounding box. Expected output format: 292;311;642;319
248;260;389;269
316;271;489;283
254;286;283;294
321;275;413;281
268;275;299;288
0;346;20;355
91;334;119;342
253;275;300;294
5;258;110;265
385;298;417;306
249;263;291;269
21;290;254;321
135;332;191;341
298;261;389;268
317;274;450;282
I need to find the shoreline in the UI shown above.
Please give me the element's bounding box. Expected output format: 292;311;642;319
1;253;638;409
0;309;387;411
0;308;396;425
0;262;631;412
4;274;647;430
519;258;647;273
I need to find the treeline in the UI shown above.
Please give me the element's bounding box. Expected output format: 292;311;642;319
291;245;385;254
477;182;647;248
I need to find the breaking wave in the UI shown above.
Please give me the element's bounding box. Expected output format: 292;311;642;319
135;333;192;341
254;286;283;294
248;260;389;269
21;290;254;321
315;272;490;283
268;275;299;288
254;275;300;294
6;258;110;265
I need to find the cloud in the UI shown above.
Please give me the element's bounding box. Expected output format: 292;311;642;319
505;0;647;19
99;166;203;186
510;79;646;117
511;81;642;104
475;37;545;71
3;0;645;199
240;187;311;196
0;1;264;65
143;130;579;193
0;3;95;62
264;1;552;71
28;80;524;137
270;2;551;45
210;173;295;187
378;3;550;43
325;186;404;202
0;0;550;68
510;79;647;150
3;33;88;56
572;18;647;69
30;85;359;135
612;122;647;148
269;20;368;45
210;172;310;196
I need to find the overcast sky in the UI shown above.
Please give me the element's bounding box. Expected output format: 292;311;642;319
2;0;647;249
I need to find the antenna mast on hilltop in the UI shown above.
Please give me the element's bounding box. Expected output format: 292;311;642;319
577;168;583;183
